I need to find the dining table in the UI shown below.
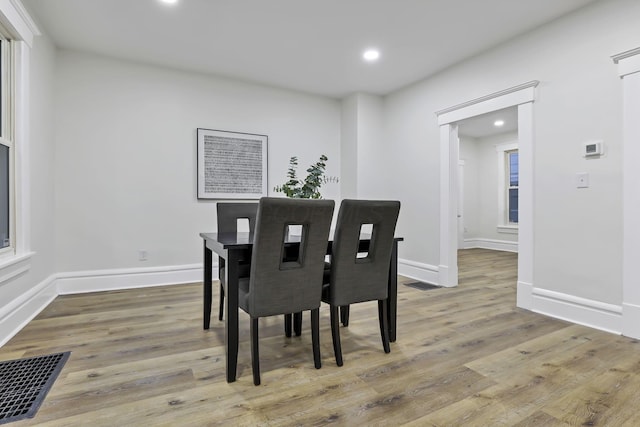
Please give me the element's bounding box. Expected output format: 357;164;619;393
200;231;403;383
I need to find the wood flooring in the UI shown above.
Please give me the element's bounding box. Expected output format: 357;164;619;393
2;248;640;426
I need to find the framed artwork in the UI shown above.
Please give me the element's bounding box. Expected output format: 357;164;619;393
197;128;268;199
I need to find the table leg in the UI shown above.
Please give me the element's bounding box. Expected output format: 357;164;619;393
387;241;399;342
203;243;212;330
225;249;240;383
218;256;225;321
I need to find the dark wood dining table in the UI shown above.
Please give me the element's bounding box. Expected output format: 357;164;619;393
200;231;403;383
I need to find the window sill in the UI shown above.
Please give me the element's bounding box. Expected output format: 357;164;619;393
0;252;34;286
497;225;519;234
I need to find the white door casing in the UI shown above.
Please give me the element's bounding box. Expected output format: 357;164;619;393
436;81;537;310
613;47;640;339
458;160;465;249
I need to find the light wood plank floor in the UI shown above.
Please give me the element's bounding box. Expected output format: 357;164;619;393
2;248;640;426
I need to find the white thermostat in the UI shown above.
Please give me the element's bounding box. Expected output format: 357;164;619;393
583;140;604;157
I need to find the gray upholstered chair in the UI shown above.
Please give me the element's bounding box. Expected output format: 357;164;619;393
322;199;401;366
238;197;334;385
216;202;258;322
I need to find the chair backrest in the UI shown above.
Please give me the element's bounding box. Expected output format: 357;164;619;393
328;199;401;306
246;197;334;317
216;202;258;233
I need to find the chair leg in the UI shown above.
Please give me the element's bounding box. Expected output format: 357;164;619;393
218;283;225;321
294;312;303;336
378;300;391;354
311;308;321;369
340;305;350;326
251;317;261;386
284;314;292;337
330;305;343;366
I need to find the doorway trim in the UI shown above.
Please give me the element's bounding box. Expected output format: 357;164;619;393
613;47;640;338
436;81;538;310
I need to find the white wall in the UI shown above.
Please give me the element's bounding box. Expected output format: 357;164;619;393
54;50;341;274
355;93;386;199
340;93;387;200
381;0;638;308
383;91;441;267
340;94;358;199
460;132;518;245
27;33;57;280
459;137;480;240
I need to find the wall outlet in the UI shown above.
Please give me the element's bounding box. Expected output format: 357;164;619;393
138;250;148;261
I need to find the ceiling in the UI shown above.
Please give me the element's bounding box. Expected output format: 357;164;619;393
23;0;599;99
458;106;518;138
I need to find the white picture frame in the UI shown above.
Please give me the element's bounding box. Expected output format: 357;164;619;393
197;128;268;199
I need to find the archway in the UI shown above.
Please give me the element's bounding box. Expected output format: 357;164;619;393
436;81;538;310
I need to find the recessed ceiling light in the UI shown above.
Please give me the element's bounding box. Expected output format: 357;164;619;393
494;120;505;127
363;49;380;62
159;0;178;4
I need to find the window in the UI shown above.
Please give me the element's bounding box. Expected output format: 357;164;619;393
1;143;9;249
496;142;518;232
0;2;36;280
507;150;519;224
0;36;13;255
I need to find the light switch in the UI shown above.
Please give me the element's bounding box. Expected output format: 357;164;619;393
576;172;589;188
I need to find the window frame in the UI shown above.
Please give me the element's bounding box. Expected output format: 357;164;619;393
0;36;15;258
506;149;519;225
0;0;38;282
496;141;519;234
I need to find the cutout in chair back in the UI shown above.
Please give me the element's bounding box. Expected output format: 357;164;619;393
356;223;375;261
281;223;307;269
217;202;258;234
236;217;250;232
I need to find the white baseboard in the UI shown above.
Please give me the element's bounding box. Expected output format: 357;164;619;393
516;280;533;309
0;274;58;347
56;263;209;295
398;258;439;286
621;303;640;339
531;287;622;335
463;238;518;253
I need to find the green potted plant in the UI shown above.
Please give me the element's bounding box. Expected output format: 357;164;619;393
274;154;337;199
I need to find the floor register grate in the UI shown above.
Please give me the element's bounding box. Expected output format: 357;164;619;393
404;281;442;291
0;352;70;425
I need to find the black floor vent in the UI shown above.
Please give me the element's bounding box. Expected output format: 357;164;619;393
404;281;442;291
0;352;70;425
